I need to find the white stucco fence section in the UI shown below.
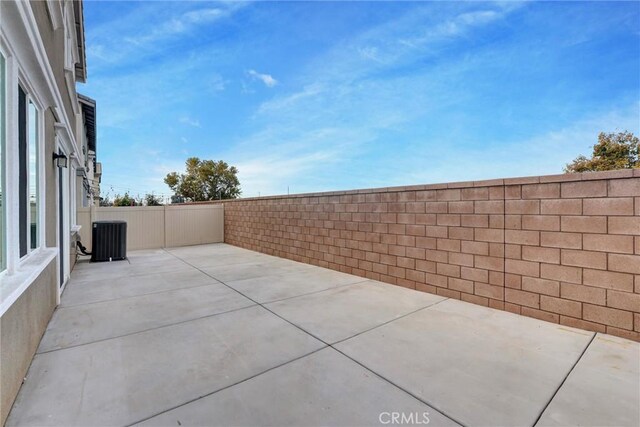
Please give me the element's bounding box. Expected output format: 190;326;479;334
77;204;224;251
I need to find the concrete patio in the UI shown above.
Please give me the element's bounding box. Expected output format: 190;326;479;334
6;243;639;426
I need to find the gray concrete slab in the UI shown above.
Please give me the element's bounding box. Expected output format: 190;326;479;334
336;298;595;427
7;306;325;427
138;347;460;427
8;244;639;427
224;269;367;303
61;268;217;306
171;244;320;275
71;258;134;273
166;243;244;257
124;249;179;265
180;252;274;270
537;334;640;427
70;258;192;283
39;281;255;352
75;249;174;269
267;280;446;343
200;259;320;283
201;261;292;282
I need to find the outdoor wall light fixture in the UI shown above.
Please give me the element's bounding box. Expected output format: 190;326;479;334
53;152;68;168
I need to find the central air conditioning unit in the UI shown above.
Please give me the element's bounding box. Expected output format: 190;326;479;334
91;220;127;262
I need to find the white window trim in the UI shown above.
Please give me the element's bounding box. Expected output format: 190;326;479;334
0;47;6;275
62;2;80;117
3;48;19;276
24;93;40;255
38;88;46;248
55;138;71;294
0;248;56;316
63;1;77;73
17;69;46;264
70;164;77;227
45;0;64;31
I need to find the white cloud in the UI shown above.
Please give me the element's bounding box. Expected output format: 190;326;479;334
182;8;225;25
179;116;200;127
458;10;500;26
222;124;379;196
358;46;383;62
92;0;637;200
257;83;323;114
392;102;640;186
125;7;226;46
247;69;278;87
365;7;511;69
235;148;344;197
224;3;526;196
227;0;637;197
85;3;247;68
208;73;227;92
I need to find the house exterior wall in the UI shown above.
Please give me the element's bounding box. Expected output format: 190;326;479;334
221;169;640;342
30;1;80;140
1;1;91;424
43;109;59;249
0;262;56;424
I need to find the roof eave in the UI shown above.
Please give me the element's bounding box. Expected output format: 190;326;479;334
74;0;87;83
78;93;96;153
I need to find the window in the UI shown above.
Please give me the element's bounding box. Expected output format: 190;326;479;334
18;86;27;257
17;86;39;257
29;100;38;249
0;53;5;272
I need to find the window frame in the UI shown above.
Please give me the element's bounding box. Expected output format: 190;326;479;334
15;68;46;264
18;84;27;257
0;40;12;280
28;95;40;251
16;88;43;256
0;49;6;274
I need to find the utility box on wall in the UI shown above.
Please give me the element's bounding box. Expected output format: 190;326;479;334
91;220;127;262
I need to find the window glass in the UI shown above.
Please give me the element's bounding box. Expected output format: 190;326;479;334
0;54;5;271
18;86;27;257
29;101;38;249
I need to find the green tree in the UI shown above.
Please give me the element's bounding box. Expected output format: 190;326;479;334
113;192;142;206
165;157;241;201
99;193;112;207
145;193;164;206
565;131;639;173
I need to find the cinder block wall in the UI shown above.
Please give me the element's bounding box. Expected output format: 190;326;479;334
221;169;640;341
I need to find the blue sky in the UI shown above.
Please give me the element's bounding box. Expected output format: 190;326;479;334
80;1;640;199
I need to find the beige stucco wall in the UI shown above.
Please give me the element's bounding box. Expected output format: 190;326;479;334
0;261;57;425
0;106;60;427
29;1;79;139
44;109;58;249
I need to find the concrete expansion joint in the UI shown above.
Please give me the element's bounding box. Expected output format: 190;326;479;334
162;249;464;427
35;303;259;356
55;280;224;310
124;346;330;427
532;332;597;426
9;245;637;427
